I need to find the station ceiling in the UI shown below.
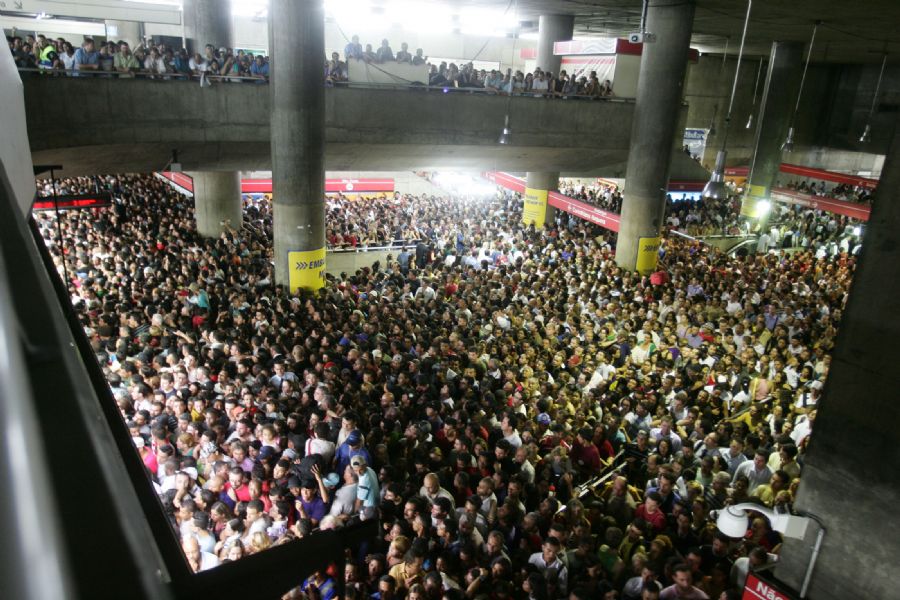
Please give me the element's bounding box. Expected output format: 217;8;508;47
458;0;900;64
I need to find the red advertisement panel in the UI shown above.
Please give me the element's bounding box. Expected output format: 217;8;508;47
33;195;113;211
780;163;878;190
158;173;395;195
742;572;796;600
724;164;878;189
548;192;620;232
482;171;526;194
771;188;870;222
482;171;620;233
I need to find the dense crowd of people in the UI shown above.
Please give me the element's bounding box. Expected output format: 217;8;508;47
8;34;273;82
6;32;368;84
426;64;614;98
558;178;866;254
8;32;614;98
34;172;855;600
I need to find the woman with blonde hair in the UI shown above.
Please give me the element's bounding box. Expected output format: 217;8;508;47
247;530;271;555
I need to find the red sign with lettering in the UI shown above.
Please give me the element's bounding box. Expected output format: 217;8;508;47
724;163;878;190
743;572;797;600
158;172;395;195
771;188;870;222
548;191;620;232
33;194;113;211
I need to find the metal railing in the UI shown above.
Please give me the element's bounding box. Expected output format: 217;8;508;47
15;66;636;102
328;239;422;253
0;168;72;600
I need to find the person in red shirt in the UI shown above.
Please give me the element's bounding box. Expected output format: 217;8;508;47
592;424;615;462
570;427;601;478
224;466;251;504
635;492;668;534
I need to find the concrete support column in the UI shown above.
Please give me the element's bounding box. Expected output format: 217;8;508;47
104;20;142;48
772;114;900;600
523;172;559;229
740;41;804;230
270;0;326;292
536;15;574;77
189;171;242;238
615;0;696;274
182;0;232;54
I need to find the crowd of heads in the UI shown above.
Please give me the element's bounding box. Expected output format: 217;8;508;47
7;33;271;81
8;31;616;98
559;178;866;254
344;35;427;67
427;63;613;98
33;172;857;600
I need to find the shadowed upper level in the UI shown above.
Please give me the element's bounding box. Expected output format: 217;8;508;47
21;76;705;178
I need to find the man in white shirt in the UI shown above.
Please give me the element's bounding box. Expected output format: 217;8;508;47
514;446;535;484
531;71;550;96
500;412;523;448
420;472;455;509
183;536;219;572
650;416;683;453
528;537;568;595
732;450;772;494
305;422;336;465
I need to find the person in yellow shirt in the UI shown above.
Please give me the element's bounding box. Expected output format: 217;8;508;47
752;469;789;507
388;551;425;592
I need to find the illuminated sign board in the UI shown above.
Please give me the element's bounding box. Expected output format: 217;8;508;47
32;193;113;211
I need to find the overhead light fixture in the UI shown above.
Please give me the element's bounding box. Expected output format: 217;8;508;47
746;58;763;129
781;126;795;153
716;503;825;599
702;0;752;200
858;123;871;144
702;151;727;200
498;114;511;145
782;21;821;153
859;53;887;143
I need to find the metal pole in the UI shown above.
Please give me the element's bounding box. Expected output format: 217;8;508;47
719;0;752;150
799;525;826;598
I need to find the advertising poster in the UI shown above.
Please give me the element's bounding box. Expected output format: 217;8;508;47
683;128;709;160
636;236;661;274
288;248;326;292
522;187;549;228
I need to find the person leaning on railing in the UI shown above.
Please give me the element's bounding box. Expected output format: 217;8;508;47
113;41;140;77
144;47;169;79
72;38;100;77
250;54;270;83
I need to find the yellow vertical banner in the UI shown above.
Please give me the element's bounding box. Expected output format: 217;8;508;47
636;236;661;274
522;187;549;228
288;247;326;293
